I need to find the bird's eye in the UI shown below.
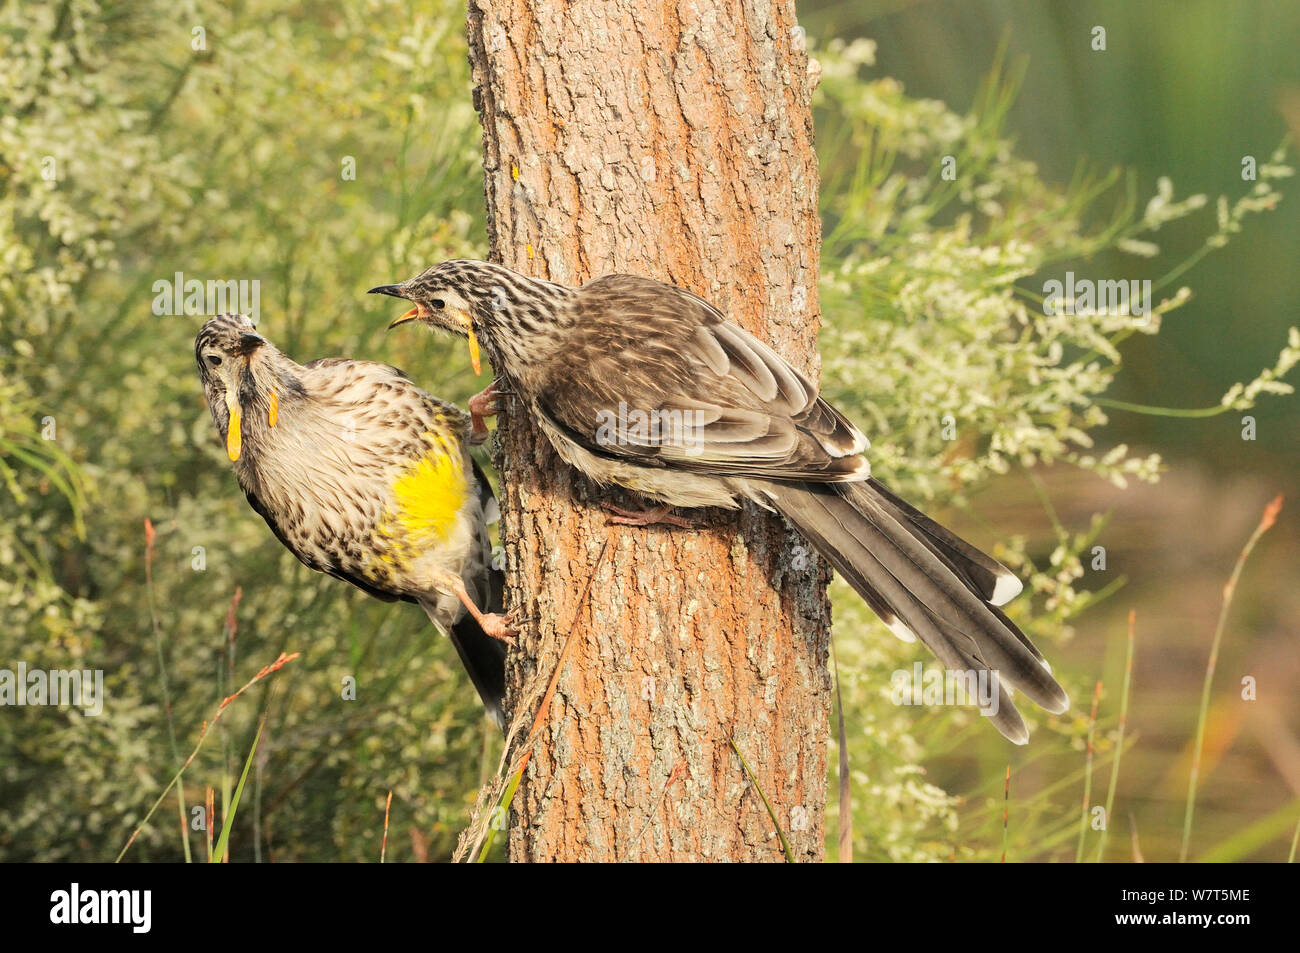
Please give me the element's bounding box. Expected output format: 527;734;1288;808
431;299;446;310
207;354;222;367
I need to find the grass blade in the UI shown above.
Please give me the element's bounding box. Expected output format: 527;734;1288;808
116;651;299;861
470;540;610;863
729;736;794;863
832;635;852;862
1197;797;1300;862
211;717;264;863
1096;610;1137;861
1000;765;1011;863
1181;494;1283;862
142;519;191;863
205;787;214;862
1075;681;1102;862
1128;812;1145;862
381;791;393;863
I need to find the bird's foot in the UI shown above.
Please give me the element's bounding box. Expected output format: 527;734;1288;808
478;610;519;646
602;502;694;529
468;380;509;445
436;568;522;645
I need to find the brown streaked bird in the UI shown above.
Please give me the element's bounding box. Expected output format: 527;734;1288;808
194;313;512;726
369;261;1069;742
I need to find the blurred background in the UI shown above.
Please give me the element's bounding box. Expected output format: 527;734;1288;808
1;0;1295;862
801;0;1300;862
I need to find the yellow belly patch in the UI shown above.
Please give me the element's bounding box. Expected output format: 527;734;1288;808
386;440;468;548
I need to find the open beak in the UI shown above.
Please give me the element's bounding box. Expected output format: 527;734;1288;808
387;306;421;329
368;284;422;329
370;284;482;375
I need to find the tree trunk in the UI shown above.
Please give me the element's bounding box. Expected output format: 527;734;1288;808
467;0;828;862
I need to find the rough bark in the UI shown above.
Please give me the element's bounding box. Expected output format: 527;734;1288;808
466;0;828;861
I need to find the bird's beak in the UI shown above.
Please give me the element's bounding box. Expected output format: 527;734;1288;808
368;284;421;329
370;283;482;376
236;332;265;357
388;307;421;330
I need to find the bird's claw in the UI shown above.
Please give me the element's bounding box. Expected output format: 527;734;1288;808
469;380;508;444
480;610;518;646
602;502;694;529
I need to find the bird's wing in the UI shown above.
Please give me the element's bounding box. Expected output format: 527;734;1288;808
440;456;507;727
250;357;467;604
242;486;409;604
302;358;471;443
301;357;355;372
534;274;869;482
304;357;420;390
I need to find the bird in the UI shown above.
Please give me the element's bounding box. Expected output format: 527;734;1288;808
194;312;512;727
368;261;1070;743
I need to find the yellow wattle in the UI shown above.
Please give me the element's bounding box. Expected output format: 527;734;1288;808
226;407;242;461
268;390;278;427
468;326;482;377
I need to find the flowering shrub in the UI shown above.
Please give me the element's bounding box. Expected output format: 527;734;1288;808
1;8;1292;861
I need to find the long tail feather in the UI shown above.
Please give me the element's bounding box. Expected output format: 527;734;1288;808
759;478;1068;743
421;576;506;730
865;477;1023;606
445;609;507;730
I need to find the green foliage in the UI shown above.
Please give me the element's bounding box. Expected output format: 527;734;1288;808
812;37;1295;860
2;0;493;863
1;8;1293;862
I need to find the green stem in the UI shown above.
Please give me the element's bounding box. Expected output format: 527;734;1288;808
211;718;264;863
1180;496;1282;862
1075;682;1102;863
144;527;190;863
1094;397;1231;418
1096;612;1137;862
832;636;852;863
730;737;795;863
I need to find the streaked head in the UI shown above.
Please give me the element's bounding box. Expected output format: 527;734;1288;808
369;259;575;377
367;261;485;336
196;311;266;376
194;314;290;462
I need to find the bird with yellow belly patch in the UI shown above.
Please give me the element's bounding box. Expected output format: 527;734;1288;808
383;434;470;552
195;313;514;726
